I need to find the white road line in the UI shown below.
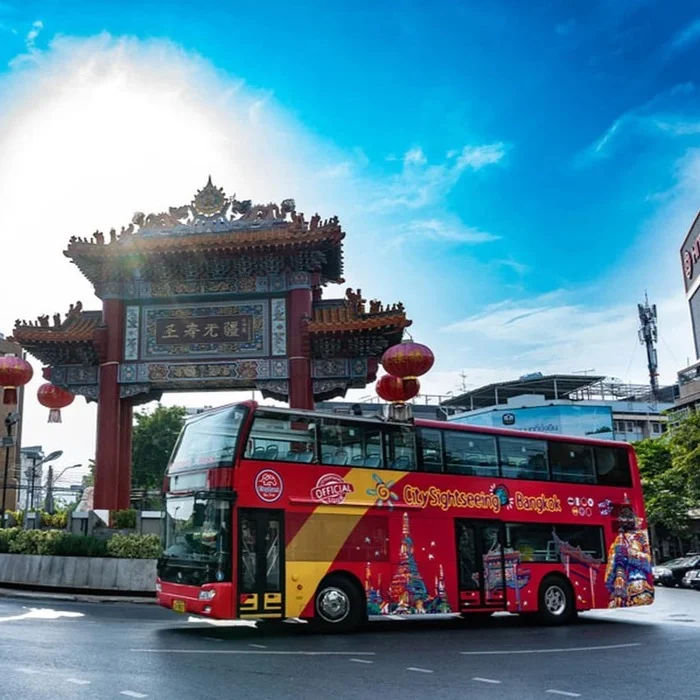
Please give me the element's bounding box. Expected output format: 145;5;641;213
249;643;267;649
350;659;373;664
66;678;91;685
205;636;223;642
120;693;148;699
131;649;375;656
406;667;433;674
472;677;501;684
547;691;581;698
461;643;641;655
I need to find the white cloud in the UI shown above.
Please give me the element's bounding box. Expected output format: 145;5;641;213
384;218;500;250
370;141;507;210
669;18;700;53
440;291;693;387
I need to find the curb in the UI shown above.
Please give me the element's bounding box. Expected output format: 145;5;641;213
0;586;155;605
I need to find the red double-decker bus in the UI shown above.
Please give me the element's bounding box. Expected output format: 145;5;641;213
156;401;654;630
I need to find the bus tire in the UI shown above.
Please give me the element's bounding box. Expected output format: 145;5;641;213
313;575;364;633
537;575;576;625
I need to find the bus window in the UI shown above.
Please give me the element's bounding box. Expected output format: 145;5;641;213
549;442;595;484
385;426;417;471
499;437;549;481
595;446;632;487
244;412;317;463
444;431;498;477
418;428;443;473
319;418;384;468
506;523;604;563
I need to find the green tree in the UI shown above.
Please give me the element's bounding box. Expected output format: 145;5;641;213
132;404;186;490
667;411;700;504
636;436;692;538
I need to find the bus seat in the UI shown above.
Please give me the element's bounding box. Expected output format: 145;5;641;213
322;452;333;463
265;444;279;460
364;454;381;468
333;451;348;465
285;451;299;461
298;451;314;463
253;446;266;458
391;455;411;469
351;455;365;465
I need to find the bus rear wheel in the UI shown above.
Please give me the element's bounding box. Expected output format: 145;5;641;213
313;575;364;633
537;575;576;625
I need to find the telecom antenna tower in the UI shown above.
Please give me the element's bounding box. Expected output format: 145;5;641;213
638;293;659;399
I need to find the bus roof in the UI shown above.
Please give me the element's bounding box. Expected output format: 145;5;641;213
190;401;633;450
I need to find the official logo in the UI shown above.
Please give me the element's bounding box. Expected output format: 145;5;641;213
255;469;283;502
311;473;354;504
502;413;515;426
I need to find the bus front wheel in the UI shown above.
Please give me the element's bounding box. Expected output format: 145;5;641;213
537;575;576;625
313;575;364;632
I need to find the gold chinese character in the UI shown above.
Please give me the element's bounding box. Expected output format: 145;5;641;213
162;323;179;339
223;320;239;337
203;323;219;338
183;322;200;339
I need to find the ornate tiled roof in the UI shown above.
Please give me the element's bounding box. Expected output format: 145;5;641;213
64;178;345;286
11;303;101;365
308;289;412;334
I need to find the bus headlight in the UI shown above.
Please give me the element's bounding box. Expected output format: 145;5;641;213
198;589;216;600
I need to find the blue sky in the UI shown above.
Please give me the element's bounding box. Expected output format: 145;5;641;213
1;1;700;471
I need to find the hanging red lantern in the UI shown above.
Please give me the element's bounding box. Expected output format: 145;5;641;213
381;341;434;380
376;374;420;403
0;355;33;405
37;383;74;423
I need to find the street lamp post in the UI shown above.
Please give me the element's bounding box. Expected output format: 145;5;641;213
0;412;20;527
44;463;81;515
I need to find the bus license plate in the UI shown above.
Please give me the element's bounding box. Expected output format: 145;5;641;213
172;600;186;613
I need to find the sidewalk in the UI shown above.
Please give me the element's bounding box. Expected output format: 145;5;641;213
0;585;155;605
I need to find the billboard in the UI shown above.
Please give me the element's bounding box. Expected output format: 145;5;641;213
450;404;614;439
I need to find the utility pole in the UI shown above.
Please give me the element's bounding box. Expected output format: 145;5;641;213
1;412;19;527
638;292;659;400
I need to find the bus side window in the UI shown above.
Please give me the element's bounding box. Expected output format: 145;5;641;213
243;412;317;464
418;428;443;473
594;446;631;487
549;442;595;484
386;426;417;471
319;419;384;468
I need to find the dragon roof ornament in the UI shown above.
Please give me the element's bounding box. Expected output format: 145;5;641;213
124;177;301;236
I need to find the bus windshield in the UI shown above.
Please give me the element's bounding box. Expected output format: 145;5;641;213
159;494;233;585
168;405;246;471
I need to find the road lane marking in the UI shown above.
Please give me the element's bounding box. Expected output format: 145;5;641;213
407;667;433;673
131;649;375;655
350;659;373;664
472;677;501;684
547;691;581;697
249;643;267;648
66;679;91;685
120;693;148;698
461;643;641;655
0;608;84;623
205;636;223;642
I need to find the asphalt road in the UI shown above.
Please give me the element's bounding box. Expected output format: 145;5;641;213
1;587;699;700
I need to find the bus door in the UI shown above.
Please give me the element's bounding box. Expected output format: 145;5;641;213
455;520;506;611
237;509;284;618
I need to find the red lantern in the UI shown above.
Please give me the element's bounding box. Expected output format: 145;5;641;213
37;383;74;423
376;374;420;403
381;341;434;380
0;355;33;405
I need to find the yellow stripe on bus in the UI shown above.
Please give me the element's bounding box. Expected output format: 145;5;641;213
285;468;408;618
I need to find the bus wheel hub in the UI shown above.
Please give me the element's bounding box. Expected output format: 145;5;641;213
318;587;349;622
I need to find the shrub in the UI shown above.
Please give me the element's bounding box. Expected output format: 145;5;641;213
106;533;162;559
7;529;64;555
6;510;23;526
0;527;21;553
112;509;137;530
50;534;108;557
40;511;68;529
